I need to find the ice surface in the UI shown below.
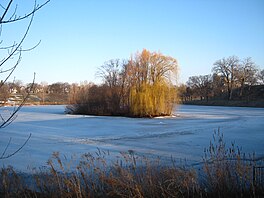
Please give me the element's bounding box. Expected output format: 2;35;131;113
0;105;263;172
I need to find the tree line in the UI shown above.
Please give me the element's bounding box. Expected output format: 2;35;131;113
179;56;264;102
1;54;263;113
0;80;89;105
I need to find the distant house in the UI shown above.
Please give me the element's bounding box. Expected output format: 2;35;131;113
10;87;18;94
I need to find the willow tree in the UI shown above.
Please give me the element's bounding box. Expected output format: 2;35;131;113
126;49;178;117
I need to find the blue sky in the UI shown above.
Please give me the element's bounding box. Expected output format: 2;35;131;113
5;0;264;84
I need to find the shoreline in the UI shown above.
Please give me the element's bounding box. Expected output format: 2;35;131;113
182;99;264;108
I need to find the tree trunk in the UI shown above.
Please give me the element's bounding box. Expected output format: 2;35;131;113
239;79;244;97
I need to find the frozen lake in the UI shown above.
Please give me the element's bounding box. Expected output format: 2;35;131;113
0;105;264;171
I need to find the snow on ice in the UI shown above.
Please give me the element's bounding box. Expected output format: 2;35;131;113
0;105;263;172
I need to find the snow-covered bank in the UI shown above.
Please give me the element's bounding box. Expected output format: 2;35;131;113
0;105;263;172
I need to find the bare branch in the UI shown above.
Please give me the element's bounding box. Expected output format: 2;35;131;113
0;0;50;24
0;49;21;89
0;0;49;160
0;133;31;160
1;137;12;159
0;4;6;11
0;42;17;50
0;73;36;128
0;0;14;24
0;8;34;69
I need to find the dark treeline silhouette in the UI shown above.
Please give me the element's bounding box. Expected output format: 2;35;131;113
179;56;264;107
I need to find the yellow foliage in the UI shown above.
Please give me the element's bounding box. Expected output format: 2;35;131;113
129;80;177;117
126;49;178;117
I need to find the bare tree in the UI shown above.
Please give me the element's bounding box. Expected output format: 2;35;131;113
237;57;258;96
97;59;122;88
97;59;124;113
212;56;240;100
0;0;49;159
211;73;225;98
257;69;264;84
186;75;212;101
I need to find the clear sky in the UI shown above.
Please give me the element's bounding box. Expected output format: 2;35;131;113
4;0;264;84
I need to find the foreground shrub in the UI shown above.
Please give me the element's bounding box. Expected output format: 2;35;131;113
0;131;263;197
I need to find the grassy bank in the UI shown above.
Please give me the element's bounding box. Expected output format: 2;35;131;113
1;131;264;197
182;99;264;108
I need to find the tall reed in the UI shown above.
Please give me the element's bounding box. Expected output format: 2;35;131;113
0;131;263;197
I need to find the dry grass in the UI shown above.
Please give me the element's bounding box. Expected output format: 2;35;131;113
0;131;263;198
202;130;263;197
